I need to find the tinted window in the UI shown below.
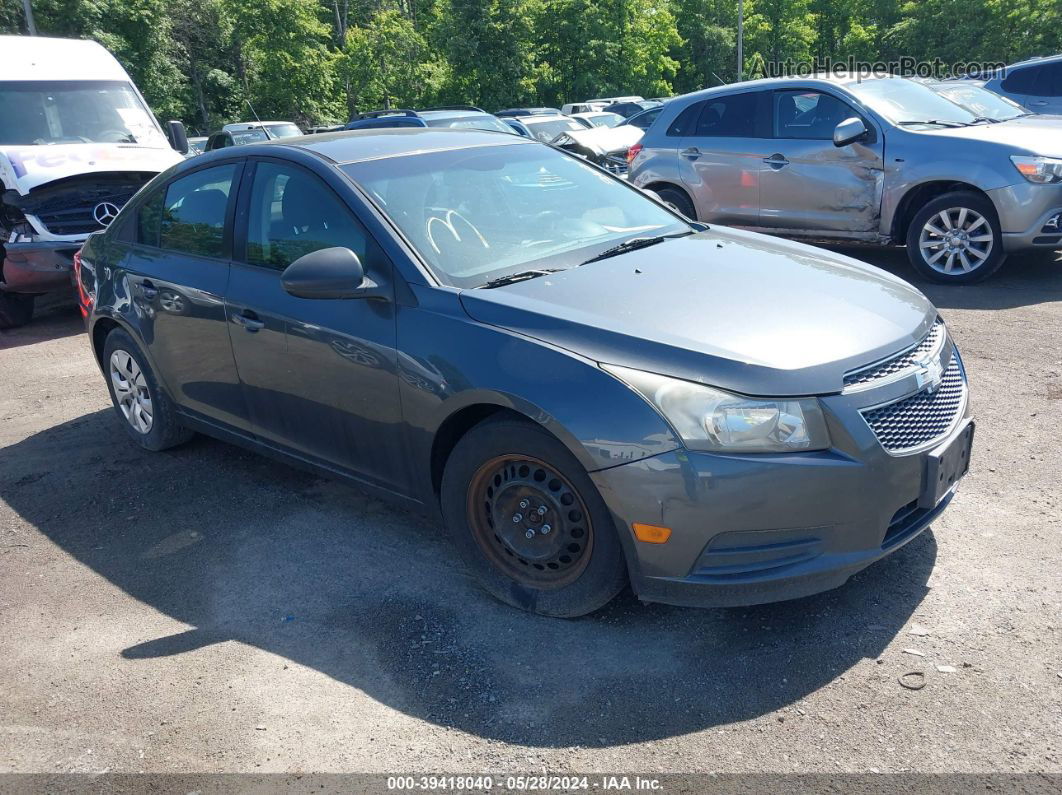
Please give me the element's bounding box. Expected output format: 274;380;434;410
137;189;164;246
693;92;758;137
667;102;702;136
245;162;368;270
1038;63;1062;97
150;164;237;257
1002;65;1039;94
774;90;855;139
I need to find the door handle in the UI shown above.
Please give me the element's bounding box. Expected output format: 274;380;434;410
232;310;265;332
1032;100;1048;106
140;279;158;300
680;147;701;159
763;154;790;168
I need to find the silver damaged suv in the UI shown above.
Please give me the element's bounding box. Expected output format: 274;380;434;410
629;73;1062;283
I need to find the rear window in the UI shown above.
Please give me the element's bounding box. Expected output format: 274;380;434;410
1001;66;1040;94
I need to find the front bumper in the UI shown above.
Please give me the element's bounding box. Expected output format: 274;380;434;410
591;353;971;608
987;182;1062;252
1;239;80;294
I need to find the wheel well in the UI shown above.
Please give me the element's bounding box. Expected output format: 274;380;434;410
91;318;120;367
430;405;527;498
892;182;991;242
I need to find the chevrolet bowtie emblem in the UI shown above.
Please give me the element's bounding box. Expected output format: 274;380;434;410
914;354;944;394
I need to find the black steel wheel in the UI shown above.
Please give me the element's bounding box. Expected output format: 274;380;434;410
441;415;627;617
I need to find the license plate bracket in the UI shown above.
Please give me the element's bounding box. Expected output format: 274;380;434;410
920;419;974;509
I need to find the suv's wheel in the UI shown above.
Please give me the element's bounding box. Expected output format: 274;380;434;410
654;186;696;220
906;191;1005;284
0;292;35;329
102;328;193;451
440;416;628;617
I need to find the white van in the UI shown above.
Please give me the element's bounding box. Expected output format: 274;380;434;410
0;35;187;327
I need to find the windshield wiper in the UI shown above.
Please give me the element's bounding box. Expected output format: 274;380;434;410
579;231;692;266
968;116;1001;124
479;269;563;289
897;119;969;128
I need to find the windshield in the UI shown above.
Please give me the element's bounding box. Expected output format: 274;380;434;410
932;84;1027;121
0;80;167;146
847;78;978;125
525;117;586;142
231;130;269;145
425;115;513;133
586;113;624;128
266;123;303;138
343;143;688;288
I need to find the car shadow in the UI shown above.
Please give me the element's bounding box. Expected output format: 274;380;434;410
1;409;938;747
0;296;82;350
823;244;1062;311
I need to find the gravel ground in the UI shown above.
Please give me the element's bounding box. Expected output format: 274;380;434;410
1;247;1060;777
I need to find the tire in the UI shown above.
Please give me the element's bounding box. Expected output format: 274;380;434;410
102;328;193;451
440;416;628;617
654;186;696;220
906;191;1005;284
0;292;35;329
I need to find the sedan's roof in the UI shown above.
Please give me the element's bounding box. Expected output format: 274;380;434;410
267;127;529;164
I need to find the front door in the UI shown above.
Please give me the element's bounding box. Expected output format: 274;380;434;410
121;161;250;430
226;159;406;492
676;90;769;226
758;89;884;234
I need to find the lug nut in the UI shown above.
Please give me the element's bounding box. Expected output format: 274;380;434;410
512;513;522;523
519;499;529;509
525;530;535;539
536;506;547;516
541;524;551;535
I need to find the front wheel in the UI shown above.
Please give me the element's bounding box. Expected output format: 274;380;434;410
654;186;696;220
440;417;628;617
906;192;1005;284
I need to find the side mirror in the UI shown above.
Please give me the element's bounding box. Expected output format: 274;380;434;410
281;247;385;300
833;117;868;148
167;120;189;154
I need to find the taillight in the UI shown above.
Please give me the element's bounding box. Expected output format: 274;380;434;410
72;250;94;316
626;143;643;164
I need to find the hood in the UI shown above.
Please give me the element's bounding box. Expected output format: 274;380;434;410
459;227;935;396
553;125;643;156
0;143;182;195
924;119;1062;158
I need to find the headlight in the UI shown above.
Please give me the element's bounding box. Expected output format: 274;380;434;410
603;364;830;453
1011;155;1062;184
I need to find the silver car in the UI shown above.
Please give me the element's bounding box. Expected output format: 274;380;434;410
630;74;1062;283
982;54;1062;115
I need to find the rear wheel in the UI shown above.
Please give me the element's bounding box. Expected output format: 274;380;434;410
0;292;35;329
654;186;696;220
102;328;193;451
906;191;1005;284
441;416;627;617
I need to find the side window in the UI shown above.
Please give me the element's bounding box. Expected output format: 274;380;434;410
137;189;164;246
1038;62;1062;97
667;102;703;136
244;162;369;271
1002;66;1038;94
693;92;758;137
156;164;237;257
773;90;855;140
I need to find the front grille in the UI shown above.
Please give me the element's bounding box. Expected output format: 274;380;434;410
33;188;138;235
861;354;966;453
844;320;945;389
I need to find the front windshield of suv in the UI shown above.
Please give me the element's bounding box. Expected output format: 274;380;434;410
0;80;167;146
266;123;303;138
847;78;979;126
425;115;513;133
344;143;689;287
931;84;1028;121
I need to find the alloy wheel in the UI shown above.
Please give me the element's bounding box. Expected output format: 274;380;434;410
918;206;994;275
466;454;594;589
109;350;153;434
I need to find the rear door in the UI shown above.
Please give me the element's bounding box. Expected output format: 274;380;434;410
757;89;884;234
676;91;770;226
226;157;406;491
120;161;249;430
1025;62;1062;113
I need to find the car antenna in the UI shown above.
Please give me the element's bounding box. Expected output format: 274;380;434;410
245;99;273;140
711;72;729;86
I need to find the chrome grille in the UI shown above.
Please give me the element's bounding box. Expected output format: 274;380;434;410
844;320;945;389
861;354;966;453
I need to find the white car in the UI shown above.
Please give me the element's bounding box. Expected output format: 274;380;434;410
221;121;303;139
560;102;607;115
0;35;185;327
569;111;625;129
518;114;588;143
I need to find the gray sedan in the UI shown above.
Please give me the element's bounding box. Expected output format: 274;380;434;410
77;129;972;616
630;74;1062;283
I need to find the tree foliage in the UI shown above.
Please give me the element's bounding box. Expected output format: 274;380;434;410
3;0;1061;129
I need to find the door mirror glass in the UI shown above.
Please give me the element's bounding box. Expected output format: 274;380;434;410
167;120;189;154
833;117;869;147
281;247;368;299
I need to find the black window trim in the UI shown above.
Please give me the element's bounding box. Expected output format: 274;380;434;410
129;158;246;261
